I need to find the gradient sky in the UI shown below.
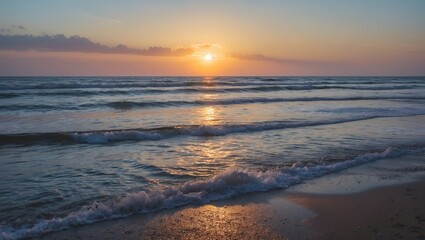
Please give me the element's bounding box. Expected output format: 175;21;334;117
1;0;425;76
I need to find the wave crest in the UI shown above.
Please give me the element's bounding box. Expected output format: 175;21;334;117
2;113;425;145
0;147;405;239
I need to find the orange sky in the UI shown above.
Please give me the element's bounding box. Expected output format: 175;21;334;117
1;1;424;76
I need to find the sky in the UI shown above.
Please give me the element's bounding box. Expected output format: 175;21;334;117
0;0;424;76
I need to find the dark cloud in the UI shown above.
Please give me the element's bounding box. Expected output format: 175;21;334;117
0;34;333;63
12;25;26;30
405;50;424;55
0;34;193;56
0;25;26;33
0;28;12;33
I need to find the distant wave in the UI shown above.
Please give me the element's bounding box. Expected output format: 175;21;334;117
2;84;423;98
1;76;424;91
1;113;424;145
0;81;282;90
1;95;425;111
0;146;414;239
258;77;425;85
0;93;19;99
103;96;425;110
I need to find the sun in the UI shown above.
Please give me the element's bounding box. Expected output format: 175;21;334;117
203;53;213;62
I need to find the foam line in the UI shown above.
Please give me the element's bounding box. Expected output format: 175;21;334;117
0;147;408;240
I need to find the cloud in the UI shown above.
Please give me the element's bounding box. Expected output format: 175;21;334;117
0;34;193;57
0;25;26;33
405;50;424;55
193;43;221;50
0;34;330;64
191;43;225;59
0;28;12;33
196;44;215;49
11;25;26;30
84;13;122;24
230;53;322;65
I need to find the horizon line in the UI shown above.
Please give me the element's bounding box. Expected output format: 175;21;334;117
1;75;424;78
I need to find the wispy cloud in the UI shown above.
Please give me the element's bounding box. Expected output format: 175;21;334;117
84;13;122;24
0;25;26;34
11;25;26;31
0;34;329;64
230;54;322;65
405;50;424;55
0;28;12;33
0;34;193;56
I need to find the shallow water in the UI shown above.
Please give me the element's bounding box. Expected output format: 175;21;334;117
1;76;425;239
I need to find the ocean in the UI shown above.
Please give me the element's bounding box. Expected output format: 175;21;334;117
1;76;425;239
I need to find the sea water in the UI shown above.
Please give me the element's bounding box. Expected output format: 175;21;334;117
1;76;424;239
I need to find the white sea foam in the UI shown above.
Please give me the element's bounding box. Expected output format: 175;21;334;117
0;147;405;239
3;113;424;145
2;95;425;111
69;118;352;144
70;130;168;144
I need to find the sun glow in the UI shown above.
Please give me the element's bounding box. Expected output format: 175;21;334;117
203;53;213;62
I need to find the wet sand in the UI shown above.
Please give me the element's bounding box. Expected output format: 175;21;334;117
35;177;424;240
37;189;308;240
292;179;425;240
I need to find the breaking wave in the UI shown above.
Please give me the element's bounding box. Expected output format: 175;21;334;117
2;84;424;98
0;147;409;239
2;95;425;111
1;113;424;145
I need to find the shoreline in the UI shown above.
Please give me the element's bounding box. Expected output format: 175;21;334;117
36;176;425;239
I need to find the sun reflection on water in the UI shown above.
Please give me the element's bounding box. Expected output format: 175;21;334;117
172;140;236;178
164;77;237;177
201;106;219;125
197;85;222;125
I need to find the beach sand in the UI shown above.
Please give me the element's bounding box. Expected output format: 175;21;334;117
292;179;425;240
38;155;425;240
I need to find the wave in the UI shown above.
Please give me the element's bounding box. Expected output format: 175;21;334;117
0;81;284;90
0;146;411;239
90;95;425;110
3;84;424;98
1;113;424;145
1;76;424;90
2;95;425;111
0;93;19;99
